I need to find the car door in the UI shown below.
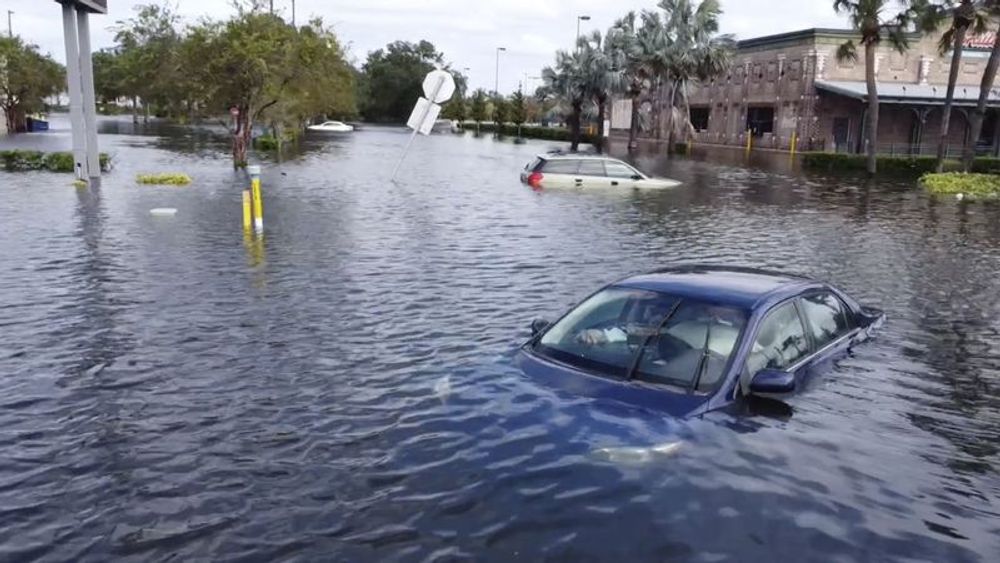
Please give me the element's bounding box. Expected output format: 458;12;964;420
538;158;579;187
576;159;612;188
604;160;641;188
741;300;812;394
797;291;858;386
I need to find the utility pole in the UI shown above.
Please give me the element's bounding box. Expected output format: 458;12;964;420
291;0;296;27
494;47;506;96
269;0;274;14
576;15;590;50
7;10;12;38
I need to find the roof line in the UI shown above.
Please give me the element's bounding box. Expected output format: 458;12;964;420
737;27;920;50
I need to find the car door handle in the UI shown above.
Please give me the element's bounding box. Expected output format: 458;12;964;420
611;181;619;186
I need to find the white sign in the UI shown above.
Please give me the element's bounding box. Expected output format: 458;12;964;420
406;97;442;136
422;70;456;104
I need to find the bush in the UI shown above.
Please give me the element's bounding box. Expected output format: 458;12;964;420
136;173;192;186
920;172;1000;198
801;152;1000;175
459;122;596;143
1;150;112;173
254;135;281;151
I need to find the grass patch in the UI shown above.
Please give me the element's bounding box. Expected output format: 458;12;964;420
920;172;1000;198
136;173;192;186
72;179;88;188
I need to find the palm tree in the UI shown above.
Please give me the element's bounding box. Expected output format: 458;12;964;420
577;30;623;152
962;2;1000;170
646;0;734;149
542;46;588;151
833;0;925;175
607;12;661;149
930;1;989;171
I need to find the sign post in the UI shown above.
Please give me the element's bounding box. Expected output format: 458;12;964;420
55;1;107;184
390;70;456;181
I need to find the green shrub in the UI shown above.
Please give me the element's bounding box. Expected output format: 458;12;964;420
136;173;192;185
920;172;1000;198
800;152;1000;175
1;150;112;173
254;135;281;151
459;122;595;143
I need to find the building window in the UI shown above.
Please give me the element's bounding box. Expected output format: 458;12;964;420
789;60;802;80
690;107;710;132
767;61;777;82
753;63;763;82
746;106;775;136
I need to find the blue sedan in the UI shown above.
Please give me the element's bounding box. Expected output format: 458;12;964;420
518;266;885;418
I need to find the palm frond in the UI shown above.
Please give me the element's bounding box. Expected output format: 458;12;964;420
836;40;859;63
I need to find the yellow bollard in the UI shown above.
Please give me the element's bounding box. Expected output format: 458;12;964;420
686;140;692;155
248;165;263;233
242;190;252;230
745;129;752;155
790;130;798;156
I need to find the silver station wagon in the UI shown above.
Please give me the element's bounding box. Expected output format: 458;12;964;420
521;153;681;189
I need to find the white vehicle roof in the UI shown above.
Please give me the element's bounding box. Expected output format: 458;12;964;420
536;153;626;162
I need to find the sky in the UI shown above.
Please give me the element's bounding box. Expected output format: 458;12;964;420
6;0;847;94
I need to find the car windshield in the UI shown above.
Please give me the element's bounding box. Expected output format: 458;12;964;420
534;287;748;392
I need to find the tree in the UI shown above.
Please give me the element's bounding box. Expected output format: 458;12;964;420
578;30;622;152
470;88;487;133
962;2;1000;170
542;45;588;151
510;89;527;134
656;0;734;148
493;94;510;130
359;40;446;122
113;3;183;122
607;12;660;149
928;1;989;171
834;0;926;175
0;37;64;133
92;49;126;108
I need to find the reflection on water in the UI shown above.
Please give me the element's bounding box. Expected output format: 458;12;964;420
0;116;998;561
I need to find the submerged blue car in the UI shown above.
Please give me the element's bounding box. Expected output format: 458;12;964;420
518;266;884;418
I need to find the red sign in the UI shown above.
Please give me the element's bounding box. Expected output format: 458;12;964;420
964;32;996;50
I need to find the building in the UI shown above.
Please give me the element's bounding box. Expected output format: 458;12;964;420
613;27;1000;155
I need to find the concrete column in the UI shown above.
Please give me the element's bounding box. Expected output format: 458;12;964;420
61;3;87;180
77;9;100;182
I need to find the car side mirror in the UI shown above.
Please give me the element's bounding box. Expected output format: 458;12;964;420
748;369;796;395
530;318;550;336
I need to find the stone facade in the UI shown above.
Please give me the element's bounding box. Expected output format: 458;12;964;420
614;27;1000;154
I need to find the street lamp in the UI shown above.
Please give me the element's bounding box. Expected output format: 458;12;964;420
7;10;13;38
576;15;591;48
494;47;506;96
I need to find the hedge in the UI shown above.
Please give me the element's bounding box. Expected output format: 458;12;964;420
136;173;192;185
459;122;596;143
801;152;1000;175
1;150;111;173
920;172;1000;198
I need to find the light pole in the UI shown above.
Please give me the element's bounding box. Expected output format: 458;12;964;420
494;47;506;96
7;10;12;38
291;0;296;27
576;15;591;49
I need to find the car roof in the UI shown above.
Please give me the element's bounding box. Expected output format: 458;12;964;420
614;265;817;309
535;153;621;161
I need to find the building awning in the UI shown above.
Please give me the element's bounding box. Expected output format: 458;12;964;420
815;80;1000;106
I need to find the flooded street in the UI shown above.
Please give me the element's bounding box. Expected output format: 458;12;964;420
1;116;999;561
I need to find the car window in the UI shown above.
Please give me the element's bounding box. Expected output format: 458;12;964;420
745;302;810;378
605;161;638;179
541;159;579;174
537;288;678;377
800;292;851;349
577;160;606;177
525;157;543;171
635;302;747;392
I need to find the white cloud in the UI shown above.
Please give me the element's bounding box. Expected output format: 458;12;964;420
7;0;848;94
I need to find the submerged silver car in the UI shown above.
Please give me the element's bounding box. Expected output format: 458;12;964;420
520;153;681;189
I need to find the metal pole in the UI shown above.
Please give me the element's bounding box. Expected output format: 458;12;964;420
77;10;101;182
494;49;500;96
291;0;296;27
61;3;87;181
7;10;12;38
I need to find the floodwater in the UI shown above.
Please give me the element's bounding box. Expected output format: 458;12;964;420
1;116;998;562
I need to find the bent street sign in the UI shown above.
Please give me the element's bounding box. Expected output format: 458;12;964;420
55;1;108;15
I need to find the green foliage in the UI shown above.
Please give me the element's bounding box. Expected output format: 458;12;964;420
358;40;466;122
493;95;510;126
510;90;527;126
0;151;111;173
441;95;467;121
136;173;193;185
459;122;595;143
800;152;1000;175
921;172;1000;197
0;37;65;133
470;89;488;124
254;135;282;151
72;180;89;188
